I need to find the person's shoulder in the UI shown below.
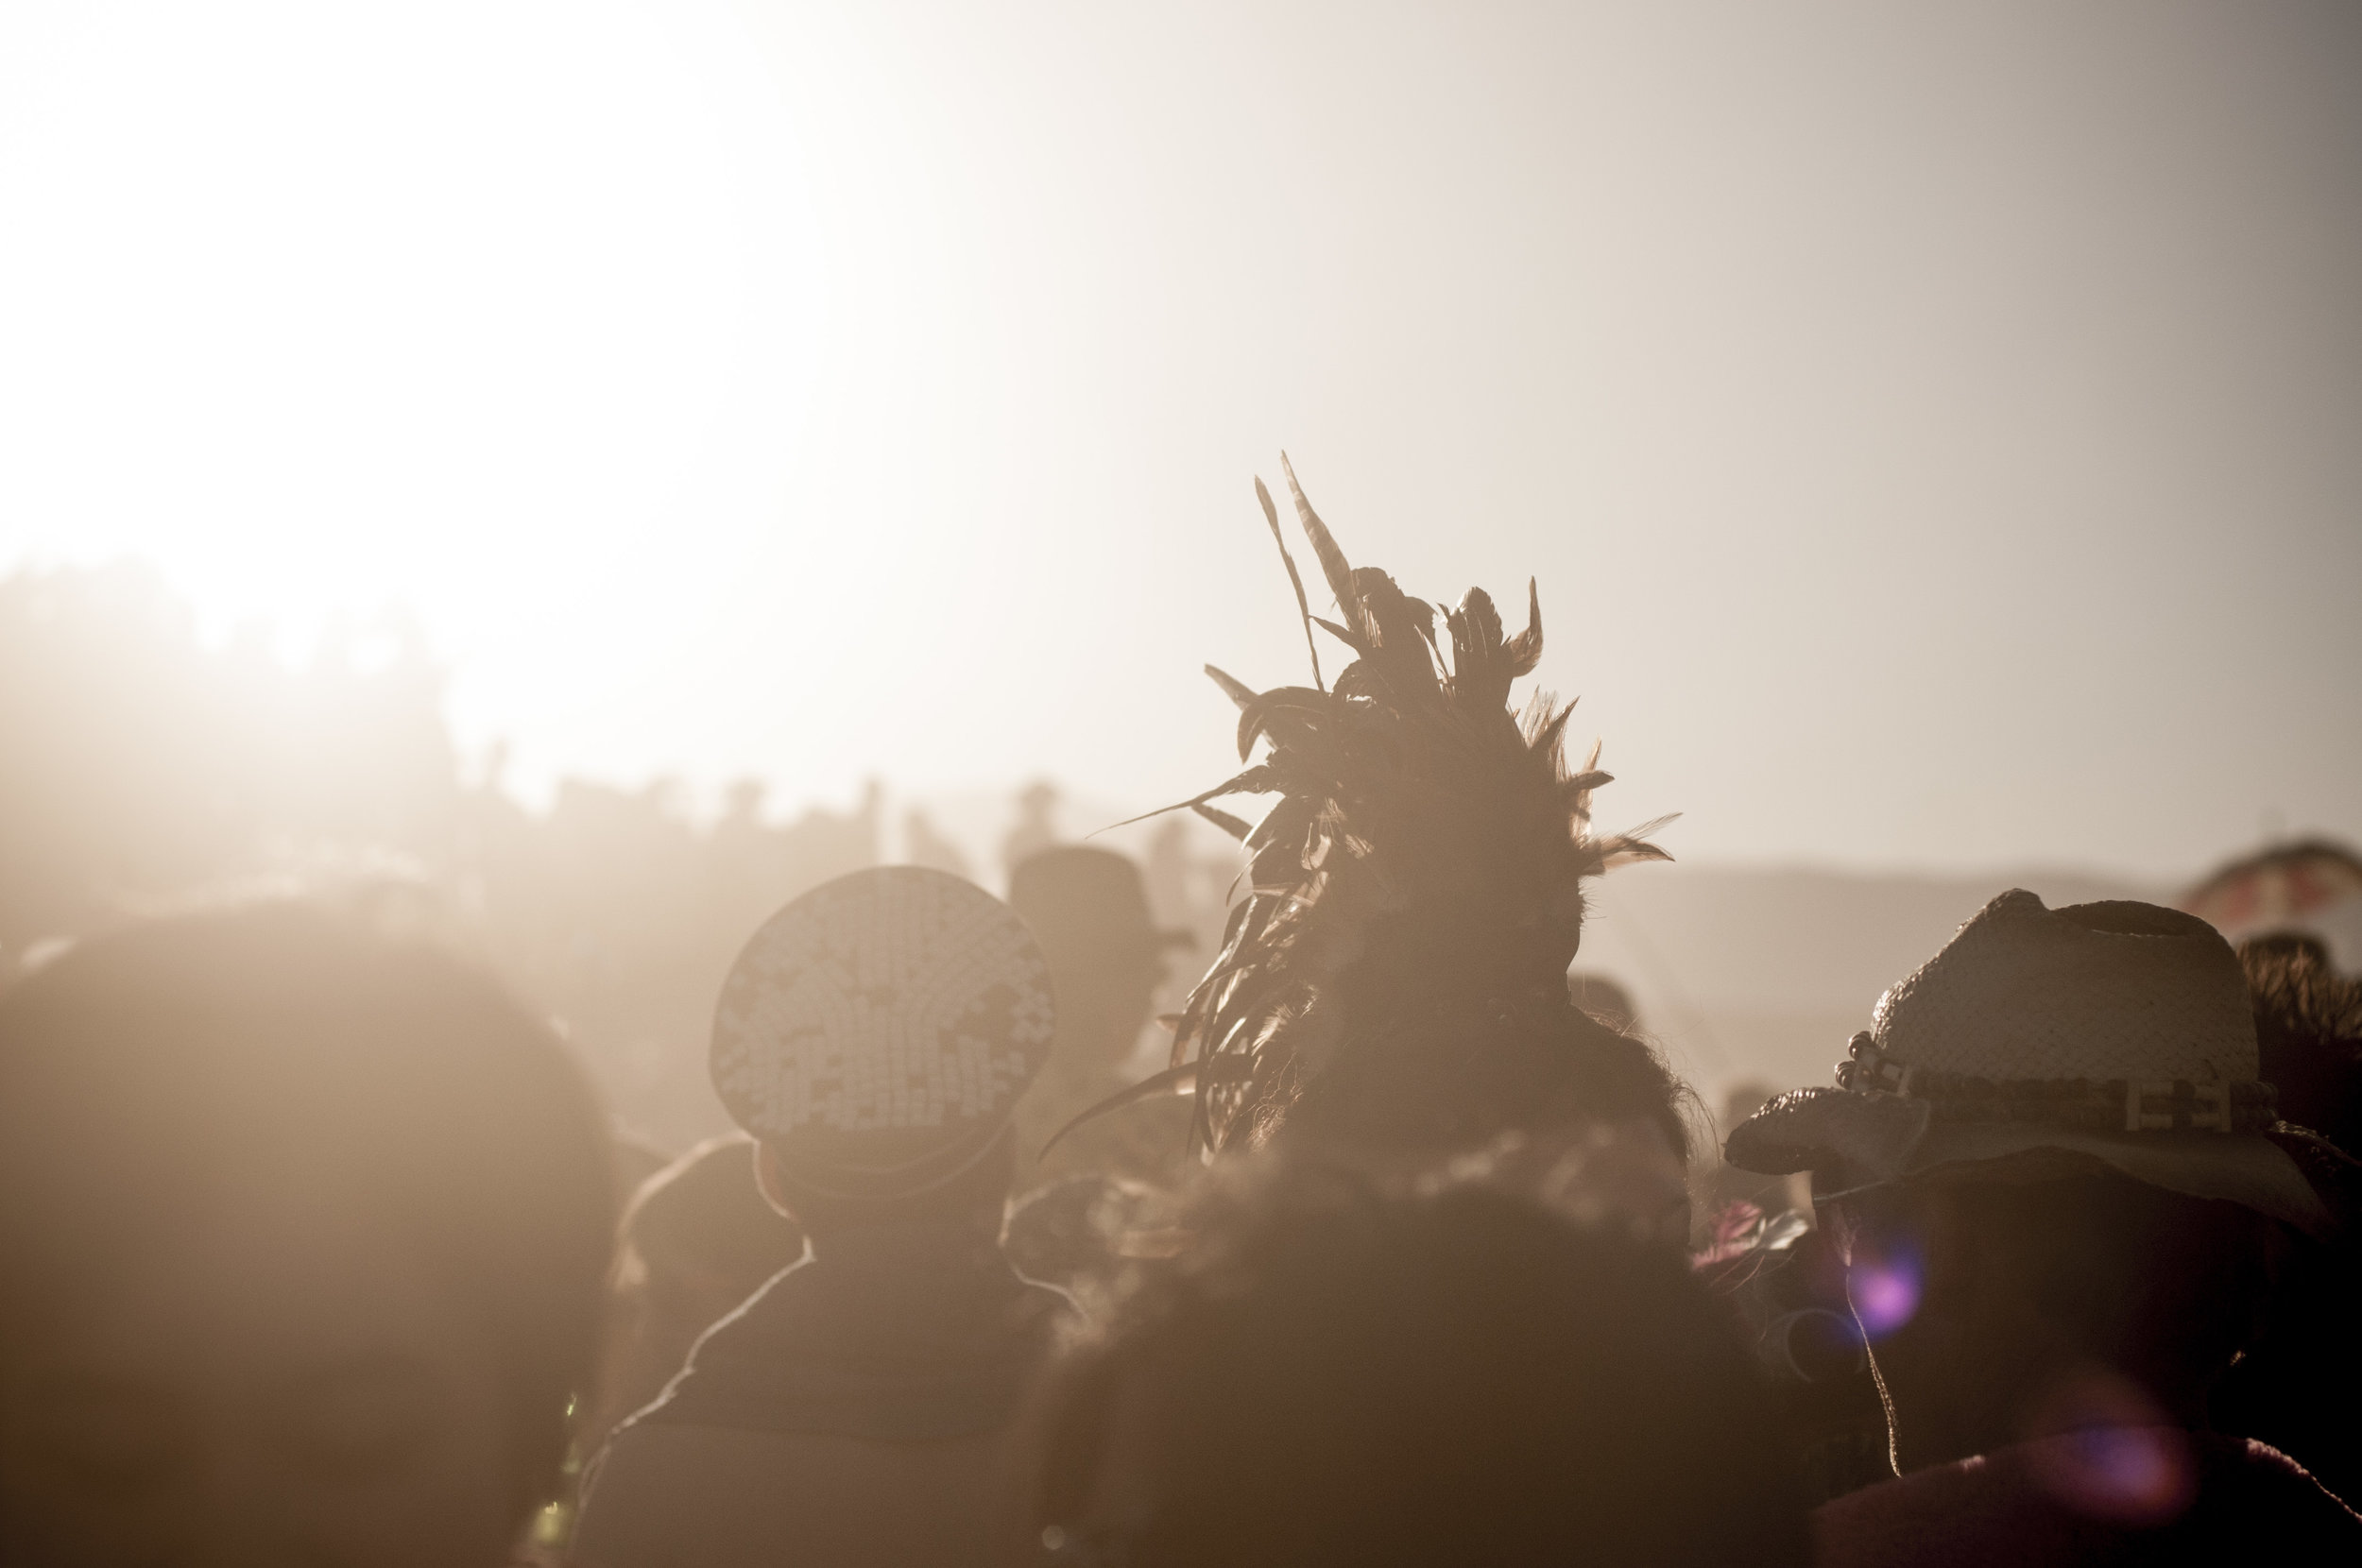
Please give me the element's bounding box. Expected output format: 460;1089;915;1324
573;1423;808;1568
1812;1451;2045;1568
2185;1432;2362;1543
1813;1430;2362;1568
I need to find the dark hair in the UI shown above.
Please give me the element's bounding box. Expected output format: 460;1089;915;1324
1282;999;1692;1166
1022;1161;1805;1568
0;904;616;1511
2239;931;2362;1154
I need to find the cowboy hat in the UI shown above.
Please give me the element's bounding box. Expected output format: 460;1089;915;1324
1725;890;2331;1236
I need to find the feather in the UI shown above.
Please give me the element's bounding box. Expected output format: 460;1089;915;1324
1191;802;1251;840
1235;685;1330;761
1079;465;1676;1160
1205;664;1258;710
1280;452;1361;636
1094;764;1278;833
1503;578;1543;676
1256;476;1326;693
1528;699;1579;757
1036;1055;1257;1157
1310;616;1368;657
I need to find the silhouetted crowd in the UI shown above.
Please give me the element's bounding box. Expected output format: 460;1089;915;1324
2;490;2358;1565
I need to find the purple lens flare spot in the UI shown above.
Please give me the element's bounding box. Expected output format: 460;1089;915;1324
2026;1371;2197;1527
1845;1240;1922;1338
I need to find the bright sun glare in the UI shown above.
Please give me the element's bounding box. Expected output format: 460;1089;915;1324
0;0;824;765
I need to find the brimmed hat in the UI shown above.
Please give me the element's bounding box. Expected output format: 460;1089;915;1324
1007;847;1193;963
710;867;1056;1200
1725;890;2331;1236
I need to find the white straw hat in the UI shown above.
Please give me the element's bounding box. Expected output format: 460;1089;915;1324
1725;890;2331;1236
710;867;1056;1199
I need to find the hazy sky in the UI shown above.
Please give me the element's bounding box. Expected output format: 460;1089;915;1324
1;0;2355;878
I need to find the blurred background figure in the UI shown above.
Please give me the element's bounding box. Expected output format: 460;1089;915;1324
2182;839;2362;943
1567;970;1639;1034
2235;929;2362;1156
902;807;976;881
1020;1159;1809;1568
581;1133;807;1460
1007;845;1193;1190
0;904;616;1568
573;869;1071;1568
1000;782;1063;881
1696;1080;1813;1240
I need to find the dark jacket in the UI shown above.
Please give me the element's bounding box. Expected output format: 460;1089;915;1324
1813;1429;2362;1566
572;1220;1073;1568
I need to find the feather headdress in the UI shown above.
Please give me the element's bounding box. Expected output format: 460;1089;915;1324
1090;458;1681;1161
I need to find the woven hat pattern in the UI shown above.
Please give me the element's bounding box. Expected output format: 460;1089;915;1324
711;868;1055;1141
1872;890;2257;1084
1721;890;2334;1236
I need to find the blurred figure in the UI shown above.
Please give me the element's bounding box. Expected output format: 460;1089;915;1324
573;868;1072;1568
1008;846;1192;1186
2211;932;2362;1503
1727;892;2361;1562
1000;780;1061;879
1696;1080;1812;1237
2236;929;2362;1152
580;1133;807;1458
902;806;975;881
0;904;616;1568
1019;1159;1808;1568
1566;969;1639;1033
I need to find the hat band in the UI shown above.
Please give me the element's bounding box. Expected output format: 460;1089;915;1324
1833;1032;2277;1135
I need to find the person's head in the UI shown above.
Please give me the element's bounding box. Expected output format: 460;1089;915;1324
2239;930;2362;1154
615;1134;803;1310
1727;891;2330;1474
1567;971;1639;1034
1720;1081;1779;1133
1837;1171;2286;1474
587;1133;806;1446
1021;1161;1806;1568
0;904;615;1568
710;868;1055;1249
1009;847;1187;1077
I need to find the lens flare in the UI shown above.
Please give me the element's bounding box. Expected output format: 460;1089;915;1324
2025;1370;2196;1526
1845;1241;1923;1338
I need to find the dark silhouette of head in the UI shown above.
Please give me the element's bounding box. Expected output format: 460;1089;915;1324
585;1133;806;1450
1158;465;1686;1167
1840;1173;2286;1474
1022;1161;1805;1568
0;903;615;1568
618;1133;805;1303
